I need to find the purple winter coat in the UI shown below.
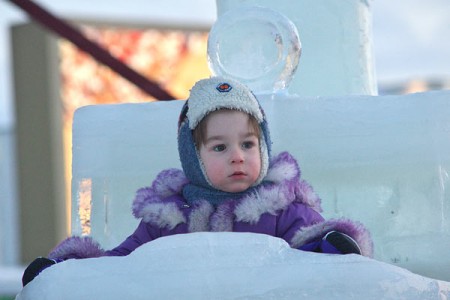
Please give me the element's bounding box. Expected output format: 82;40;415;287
48;152;373;260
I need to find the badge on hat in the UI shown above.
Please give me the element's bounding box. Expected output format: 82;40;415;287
216;83;232;92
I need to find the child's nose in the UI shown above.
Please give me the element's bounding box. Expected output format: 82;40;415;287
230;148;244;164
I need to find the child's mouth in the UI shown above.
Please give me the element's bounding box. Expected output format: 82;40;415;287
230;171;246;177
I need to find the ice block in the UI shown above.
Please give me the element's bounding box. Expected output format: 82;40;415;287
72;90;450;280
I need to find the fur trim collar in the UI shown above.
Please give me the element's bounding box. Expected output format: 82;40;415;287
132;152;322;229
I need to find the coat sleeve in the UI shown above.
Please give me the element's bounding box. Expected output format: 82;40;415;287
48;220;160;260
105;220;161;256
277;202;374;257
276;202;324;242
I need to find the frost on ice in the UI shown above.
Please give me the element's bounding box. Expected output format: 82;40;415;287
16;232;450;300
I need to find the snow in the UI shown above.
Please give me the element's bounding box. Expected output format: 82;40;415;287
16;232;450;299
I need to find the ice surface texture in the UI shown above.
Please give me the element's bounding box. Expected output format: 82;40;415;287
71;91;450;281
16;232;450;300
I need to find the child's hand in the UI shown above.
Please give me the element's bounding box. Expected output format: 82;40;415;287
22;257;60;286
323;231;361;255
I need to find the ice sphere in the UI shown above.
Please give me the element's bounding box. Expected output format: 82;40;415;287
16;233;450;300
207;6;301;93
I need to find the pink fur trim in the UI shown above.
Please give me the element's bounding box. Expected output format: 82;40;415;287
139;202;186;230
48;236;105;260
188;201;213;232
152;168;188;198
290;218;374;257
211;201;234;231
235;185;290;223
265;152;300;183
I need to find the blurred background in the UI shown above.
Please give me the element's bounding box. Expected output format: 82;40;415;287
0;0;449;297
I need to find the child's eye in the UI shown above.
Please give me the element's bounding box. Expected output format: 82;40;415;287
242;141;256;149
213;144;226;152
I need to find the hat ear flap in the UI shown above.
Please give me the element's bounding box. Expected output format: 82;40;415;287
178;101;189;130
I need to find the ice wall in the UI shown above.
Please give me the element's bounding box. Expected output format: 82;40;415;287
71;90;450;281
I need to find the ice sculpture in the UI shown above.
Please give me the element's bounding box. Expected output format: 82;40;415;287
15;233;450;300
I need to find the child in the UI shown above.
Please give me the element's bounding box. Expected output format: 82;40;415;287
22;76;373;286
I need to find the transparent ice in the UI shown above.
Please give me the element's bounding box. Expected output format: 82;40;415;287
207;6;301;93
215;0;377;96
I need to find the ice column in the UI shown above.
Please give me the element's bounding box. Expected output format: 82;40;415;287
215;0;377;96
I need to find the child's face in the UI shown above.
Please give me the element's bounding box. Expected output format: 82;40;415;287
199;110;261;193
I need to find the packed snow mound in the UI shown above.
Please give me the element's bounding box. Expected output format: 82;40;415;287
16;232;450;300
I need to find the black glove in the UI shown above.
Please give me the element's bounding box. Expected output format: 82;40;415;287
324;231;361;255
22;257;59;286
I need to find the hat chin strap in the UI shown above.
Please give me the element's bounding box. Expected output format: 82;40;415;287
253;135;269;186
195;148;215;188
